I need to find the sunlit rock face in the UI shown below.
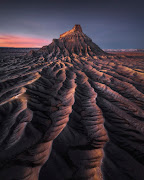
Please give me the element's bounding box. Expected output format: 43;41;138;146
36;24;105;59
0;25;144;180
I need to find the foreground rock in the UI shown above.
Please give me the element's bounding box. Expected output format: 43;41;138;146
0;25;144;180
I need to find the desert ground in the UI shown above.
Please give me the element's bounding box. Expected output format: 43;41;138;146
0;25;144;180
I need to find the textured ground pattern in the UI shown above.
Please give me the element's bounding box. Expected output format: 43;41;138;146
0;25;144;180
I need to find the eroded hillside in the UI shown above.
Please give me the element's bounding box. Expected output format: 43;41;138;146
0;25;144;180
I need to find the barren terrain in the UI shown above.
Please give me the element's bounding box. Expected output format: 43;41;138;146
0;25;144;180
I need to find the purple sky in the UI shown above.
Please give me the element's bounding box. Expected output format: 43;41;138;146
0;0;144;48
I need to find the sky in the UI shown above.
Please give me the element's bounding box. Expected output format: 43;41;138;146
0;0;144;49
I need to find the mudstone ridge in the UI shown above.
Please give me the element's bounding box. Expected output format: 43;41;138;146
0;25;144;180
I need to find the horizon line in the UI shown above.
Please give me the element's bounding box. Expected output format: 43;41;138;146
0;47;144;50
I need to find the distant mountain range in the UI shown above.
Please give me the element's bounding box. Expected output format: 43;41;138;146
0;47;144;53
0;48;40;57
0;47;39;53
104;49;144;52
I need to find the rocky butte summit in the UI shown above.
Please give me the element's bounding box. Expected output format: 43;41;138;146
29;24;106;58
0;25;144;180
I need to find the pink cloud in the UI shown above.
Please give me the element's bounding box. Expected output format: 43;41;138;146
0;34;50;48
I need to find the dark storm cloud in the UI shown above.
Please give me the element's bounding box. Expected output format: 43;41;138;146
0;0;144;48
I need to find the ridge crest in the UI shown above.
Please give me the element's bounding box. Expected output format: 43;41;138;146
60;24;83;38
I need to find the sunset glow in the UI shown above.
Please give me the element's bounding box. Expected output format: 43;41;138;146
0;35;50;48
